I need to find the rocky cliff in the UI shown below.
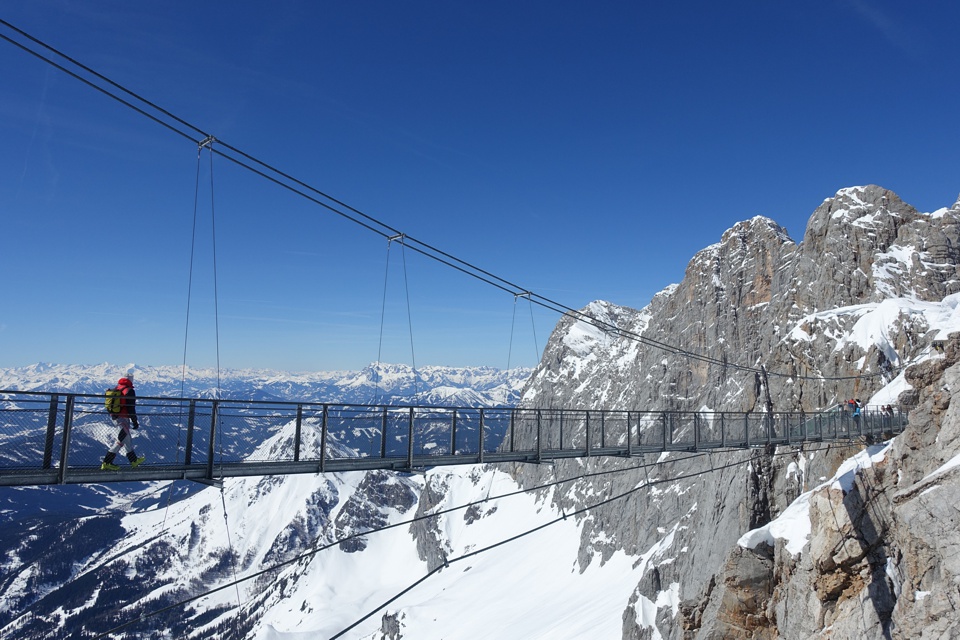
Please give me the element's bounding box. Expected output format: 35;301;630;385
699;333;960;639
508;185;960;638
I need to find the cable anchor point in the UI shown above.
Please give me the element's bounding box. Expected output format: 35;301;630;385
198;135;216;149
387;233;405;245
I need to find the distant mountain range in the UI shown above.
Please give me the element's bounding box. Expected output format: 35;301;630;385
0;361;532;407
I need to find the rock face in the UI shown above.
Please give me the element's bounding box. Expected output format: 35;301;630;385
509;186;960;638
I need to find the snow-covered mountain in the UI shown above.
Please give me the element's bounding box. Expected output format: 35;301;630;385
507;185;960;638
3;185;960;639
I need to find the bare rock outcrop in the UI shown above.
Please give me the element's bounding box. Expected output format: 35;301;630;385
697;333;960;638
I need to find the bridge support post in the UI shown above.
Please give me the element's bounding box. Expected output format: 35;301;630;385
627;411;633;457
321;404;328;472
559;411;564;450
662;413;668;451
206;401;219;481
537;410;542;463
380;407;387;459
509;409;515;453
294;404;303;462
184;400;196;465
407;407;415;469
57;395;75;484
451;409;458;455
479;409;485;464
585;411;591;457
721;412;726;448
744;414;750;448
43;394;59;470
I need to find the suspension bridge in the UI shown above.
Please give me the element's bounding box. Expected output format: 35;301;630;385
0;23;914;493
0;390;905;487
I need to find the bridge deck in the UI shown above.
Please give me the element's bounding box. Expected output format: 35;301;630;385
0;391;906;487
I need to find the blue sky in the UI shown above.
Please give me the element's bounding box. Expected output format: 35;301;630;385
2;1;958;372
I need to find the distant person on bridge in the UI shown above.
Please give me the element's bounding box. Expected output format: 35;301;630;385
101;369;145;471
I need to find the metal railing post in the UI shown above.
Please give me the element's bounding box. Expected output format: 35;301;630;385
43;394;59;470
320;404;328;472
184;400;197;465
206;400;219;481
57;395;75;484
380;407;388;459
585;411;592;457
407;407;415;468
720;412;726;448
744;413;750;448
509;409;515;453
478;409;485;464
627;411;634;457
662;413;668;451
451;409;458;455
559;411;564;450
537;409;542;462
294;404;303;462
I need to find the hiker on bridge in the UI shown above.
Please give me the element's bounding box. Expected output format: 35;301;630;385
101;370;145;471
851;398;863;426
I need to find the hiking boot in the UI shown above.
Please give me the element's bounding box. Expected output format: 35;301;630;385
130;455;146;469
101;462;121;471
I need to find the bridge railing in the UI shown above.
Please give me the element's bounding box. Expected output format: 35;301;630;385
0;391;908;485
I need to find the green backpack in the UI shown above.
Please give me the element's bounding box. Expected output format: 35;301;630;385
105;387;123;415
